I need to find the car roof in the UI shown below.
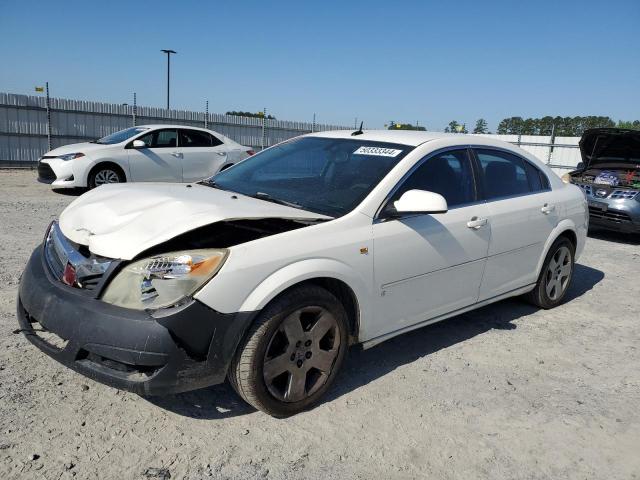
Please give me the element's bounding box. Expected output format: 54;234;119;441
306;129;508;147
136;124;213;131
306;130;558;177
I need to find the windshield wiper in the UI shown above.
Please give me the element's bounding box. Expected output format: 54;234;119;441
252;192;303;209
198;179;227;190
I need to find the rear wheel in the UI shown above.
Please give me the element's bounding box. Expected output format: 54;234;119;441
525;237;575;309
229;285;348;417
88;165;124;189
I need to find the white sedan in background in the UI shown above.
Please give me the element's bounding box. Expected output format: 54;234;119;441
37;125;254;189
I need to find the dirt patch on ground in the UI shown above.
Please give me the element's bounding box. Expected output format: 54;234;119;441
0;170;638;479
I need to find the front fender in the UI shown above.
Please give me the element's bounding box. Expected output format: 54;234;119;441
84;155;131;183
236;258;371;336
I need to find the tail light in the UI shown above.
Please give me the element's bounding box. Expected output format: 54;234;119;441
246;149;255;156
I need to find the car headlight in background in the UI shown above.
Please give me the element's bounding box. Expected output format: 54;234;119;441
101;249;228;310
58;153;85;161
561;173;572;184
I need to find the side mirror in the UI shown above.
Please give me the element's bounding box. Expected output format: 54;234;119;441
393;190;448;215
132;139;147;149
576;162;585;170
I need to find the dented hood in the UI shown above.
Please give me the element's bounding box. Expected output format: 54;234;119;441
59;183;331;260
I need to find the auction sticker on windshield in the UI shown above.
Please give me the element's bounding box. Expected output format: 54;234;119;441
353;146;403;157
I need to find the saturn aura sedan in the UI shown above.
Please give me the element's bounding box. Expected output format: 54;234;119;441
18;130;587;416
37;125;254;189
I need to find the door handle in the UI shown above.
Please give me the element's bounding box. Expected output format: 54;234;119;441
216;151;227;156
541;203;556;214
467;216;488;229
171;151;182;158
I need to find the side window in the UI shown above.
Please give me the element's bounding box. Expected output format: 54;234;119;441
475;149;530;199
179;129;212;147
209;134;223;147
524;160;547;192
138;129;178;148
390;149;476;209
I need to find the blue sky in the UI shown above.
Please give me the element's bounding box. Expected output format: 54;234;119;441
1;0;638;131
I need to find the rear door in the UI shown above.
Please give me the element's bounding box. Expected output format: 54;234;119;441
127;128;182;182
473;148;558;300
370;148;491;340
180;129;228;181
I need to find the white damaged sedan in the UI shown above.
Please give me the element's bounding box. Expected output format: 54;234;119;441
18;130;588;416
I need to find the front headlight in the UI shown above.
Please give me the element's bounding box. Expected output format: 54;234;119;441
58;152;85;161
561;173;572;184
102;249;228;310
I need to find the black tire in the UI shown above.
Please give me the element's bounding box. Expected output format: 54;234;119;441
88;164;125;189
525;236;575;309
228;285;348;417
219;163;234;172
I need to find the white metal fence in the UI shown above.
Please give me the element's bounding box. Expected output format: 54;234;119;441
0;92;349;166
0;92;583;174
471;134;582;175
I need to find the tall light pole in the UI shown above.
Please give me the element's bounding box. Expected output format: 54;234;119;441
161;49;176;110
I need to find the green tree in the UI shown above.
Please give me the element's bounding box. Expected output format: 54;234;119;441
387;121;426;131
496;115;616;136
226;111;276;119
617;120;640;130
472;118;489;134
445;120;466;133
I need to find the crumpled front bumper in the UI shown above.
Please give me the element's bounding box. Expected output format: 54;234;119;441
17;245;257;395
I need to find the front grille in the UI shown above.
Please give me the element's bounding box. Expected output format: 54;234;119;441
610;189;639;200
575;183;639;200
44;222;112;291
588;207;632;224
37;162;56;182
44;235;65;279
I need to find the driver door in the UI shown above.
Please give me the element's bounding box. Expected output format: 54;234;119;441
127;128;183;182
369;148;491;340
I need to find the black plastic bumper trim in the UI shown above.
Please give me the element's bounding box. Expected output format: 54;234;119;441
17;245;259;395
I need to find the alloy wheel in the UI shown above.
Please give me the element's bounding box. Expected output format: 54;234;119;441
263;306;341;403
544;245;572;301
94;169;120;185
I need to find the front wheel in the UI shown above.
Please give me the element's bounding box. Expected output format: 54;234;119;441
88;165;124;189
525;237;575;309
228;285;348;417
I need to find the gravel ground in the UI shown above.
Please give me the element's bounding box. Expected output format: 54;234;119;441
0;169;639;480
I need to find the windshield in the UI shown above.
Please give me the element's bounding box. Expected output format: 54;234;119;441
95;127;149;145
207;137;413;217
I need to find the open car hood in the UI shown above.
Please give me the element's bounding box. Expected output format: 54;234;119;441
579;128;640;168
59;183;331;260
